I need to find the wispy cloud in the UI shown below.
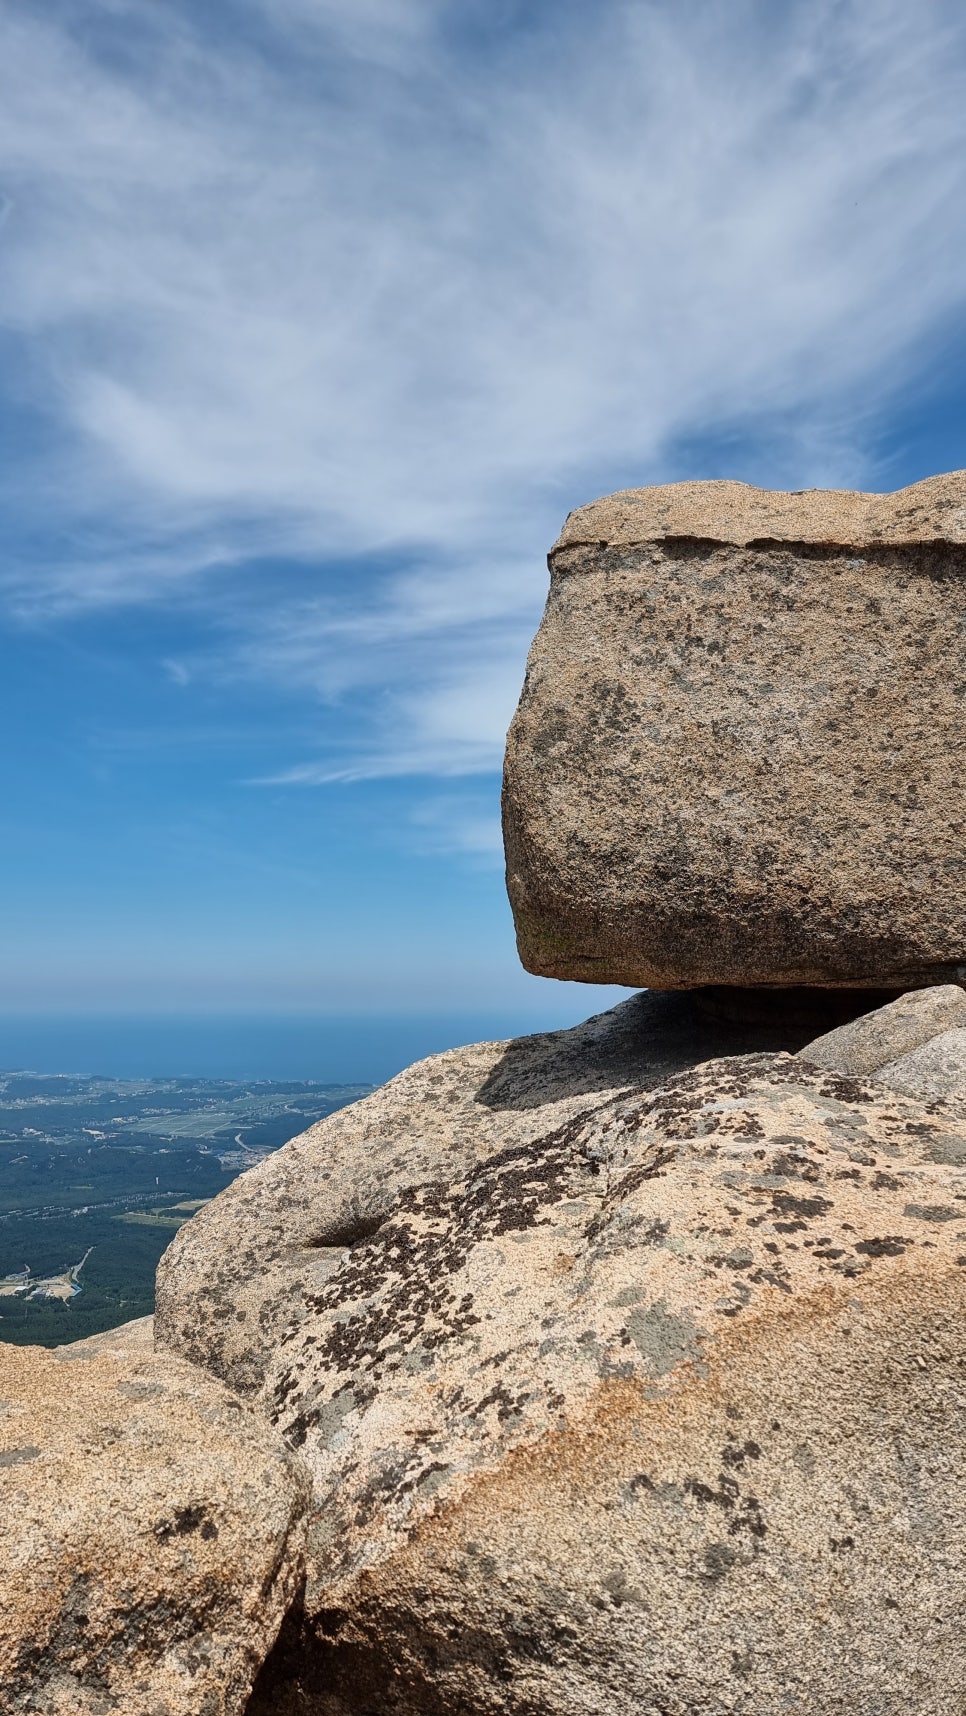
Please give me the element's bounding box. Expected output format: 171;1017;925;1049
1;0;966;777
407;792;505;864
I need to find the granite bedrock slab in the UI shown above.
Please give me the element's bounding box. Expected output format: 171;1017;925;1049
152;991;966;1716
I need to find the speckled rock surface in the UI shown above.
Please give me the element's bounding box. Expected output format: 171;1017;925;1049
156;991;852;1398
57;1312;155;1355
159;1019;966;1715
0;1338;308;1715
878;1028;966;1101
799;984;966;1077
503;471;966;989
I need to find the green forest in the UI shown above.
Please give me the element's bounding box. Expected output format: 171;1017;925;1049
0;1209;174;1345
0;1072;369;1346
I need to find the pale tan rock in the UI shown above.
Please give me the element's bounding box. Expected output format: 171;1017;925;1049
57;1312;155;1356
503;470;966;988
799;983;966;1076
879;1027;966;1101
155;991;848;1397
161;1017;966;1715
553;468;966;550
0;1339;308;1715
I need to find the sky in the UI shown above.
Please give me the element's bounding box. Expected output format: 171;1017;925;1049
2;0;966;1071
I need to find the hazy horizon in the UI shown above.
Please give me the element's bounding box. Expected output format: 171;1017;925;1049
0;994;633;1084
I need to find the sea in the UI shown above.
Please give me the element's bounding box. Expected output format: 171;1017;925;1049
0;1006;609;1086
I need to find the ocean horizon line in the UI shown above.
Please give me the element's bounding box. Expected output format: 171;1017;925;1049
0;999;627;1085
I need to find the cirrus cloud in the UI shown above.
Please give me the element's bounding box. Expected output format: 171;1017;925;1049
0;0;965;777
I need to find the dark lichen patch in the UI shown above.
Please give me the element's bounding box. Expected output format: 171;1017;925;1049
703;1541;738;1579
472;1383;533;1426
903;1203;961;1223
721;1439;761;1468
153;1505;218;1543
685;1471;766;1540
873;1171;904;1191
623;1471;656;1501
769;1145;822;1182
854;1236;908;1258
749;1265;793;1294
770;1191;834;1222
816;1072;883;1105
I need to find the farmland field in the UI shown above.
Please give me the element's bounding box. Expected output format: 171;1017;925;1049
0;1071;371;1345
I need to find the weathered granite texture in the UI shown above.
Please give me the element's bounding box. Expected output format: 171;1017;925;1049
503;470;966;989
799;983;966;1102
155;990;856;1397
58;1312;156;1355
157;1004;966;1715
0;1334;308;1716
879;1028;966;1099
800;984;966;1075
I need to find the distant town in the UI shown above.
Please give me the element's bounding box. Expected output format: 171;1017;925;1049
0;1071;372;1345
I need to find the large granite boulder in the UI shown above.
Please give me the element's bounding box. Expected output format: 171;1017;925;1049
0;1326;307;1714
503;470;966;989
156;1005;966;1715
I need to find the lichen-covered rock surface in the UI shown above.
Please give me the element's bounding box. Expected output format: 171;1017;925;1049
0;1335;308;1716
159;1000;966;1715
503;470;966;989
155;991;847;1397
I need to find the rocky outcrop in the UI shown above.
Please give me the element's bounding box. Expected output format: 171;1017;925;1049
0;1330;307;1715
18;466;966;1708
57;1311;156;1355
503;470;966;990
155;990;855;1397
799;983;966;1098
156;1004;966;1715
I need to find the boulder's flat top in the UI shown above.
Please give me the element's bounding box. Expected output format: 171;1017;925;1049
554;468;966;552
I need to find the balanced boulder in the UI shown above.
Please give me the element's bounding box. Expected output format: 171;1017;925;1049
503;471;966;989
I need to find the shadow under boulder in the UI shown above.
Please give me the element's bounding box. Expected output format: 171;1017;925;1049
474;985;899;1111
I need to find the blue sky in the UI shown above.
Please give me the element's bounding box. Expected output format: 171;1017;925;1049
2;0;966;1055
